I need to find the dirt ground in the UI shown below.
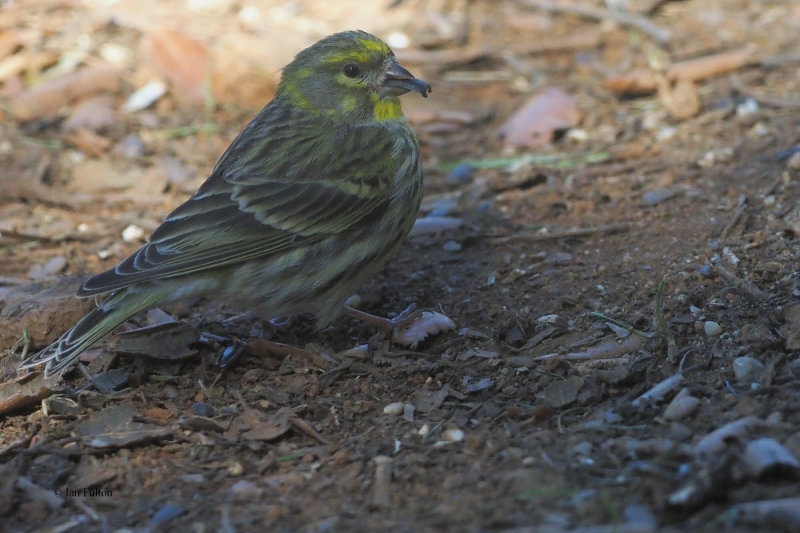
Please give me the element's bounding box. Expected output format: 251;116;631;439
2;0;800;531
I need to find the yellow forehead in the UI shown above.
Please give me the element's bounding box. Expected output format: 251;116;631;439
320;37;390;65
357;37;390;54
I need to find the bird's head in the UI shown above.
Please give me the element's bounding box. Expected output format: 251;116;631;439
278;30;431;122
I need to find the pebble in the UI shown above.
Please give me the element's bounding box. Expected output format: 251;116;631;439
704;320;722;337
190;402;216;418
442;240;461;252
152;503;185;524
122;224;145;242
735;97;759;118
124;80;168;112
227;461;244;476
733;356;764;384
698;265;713;278
383;402;404;416
743;438;800;478
229;479;261;500
663;388;700;421
27;256;68;279
446;163;474;185
788;151;800;171
427;198;458;217
113;133;146;159
403;403;415;422
641;187;677;206
442;428;464;442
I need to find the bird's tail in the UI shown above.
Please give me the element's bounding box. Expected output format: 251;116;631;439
19;287;165;378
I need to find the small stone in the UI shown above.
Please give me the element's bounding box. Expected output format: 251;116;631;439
704;321;722;337
227;461;244;476
442;240;461;252
27;256;68;279
229;480;261;500
442;428;464;442
383;402;404;415
446;163;474;185
152;503;184;524
190;402;215;417
743;438;800;478
428;198;458;217
788;151;800;171
403;403;415;422
735;98;759;118
641;187;677;206
571;441;592;455
663;388;700;421
124;80;167;112
733;356;765;384
113;133;146;159
698;265;713;278
121;224;145;242
566;128;588;142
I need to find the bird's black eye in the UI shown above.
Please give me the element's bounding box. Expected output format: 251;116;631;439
343;64;360;78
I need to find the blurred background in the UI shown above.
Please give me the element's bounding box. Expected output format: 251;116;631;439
2;1;800;531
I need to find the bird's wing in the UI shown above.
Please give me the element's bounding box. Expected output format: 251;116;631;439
79;113;406;296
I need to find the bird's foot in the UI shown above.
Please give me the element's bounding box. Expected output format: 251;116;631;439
342;304;423;340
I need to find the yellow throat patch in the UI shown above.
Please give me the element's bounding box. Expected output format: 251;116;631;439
372;95;402;121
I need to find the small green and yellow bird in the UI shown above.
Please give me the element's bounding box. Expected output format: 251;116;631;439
20;30;431;378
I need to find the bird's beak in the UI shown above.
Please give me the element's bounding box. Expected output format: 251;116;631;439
381;58;431;98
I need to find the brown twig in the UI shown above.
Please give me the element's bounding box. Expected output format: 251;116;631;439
496;223;630;243
719;195;747;244
606;48;754;94
289;417;330;445
531;334;643;361
731;75;800;109
712;261;771;305
518;0;671;44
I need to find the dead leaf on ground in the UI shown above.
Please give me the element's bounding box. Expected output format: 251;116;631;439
147;28;209;104
780;303;800;350
9;66;121;121
0;373;54;416
63;95;116;132
657;77;701;120
0;29;21;60
392;311;456;348
498;87;581;147
65;127;112;157
540;376;584;408
116;321;200;360
0;277;95;350
414;385;466;412
72;455;118;490
227;406;293;441
73;403;173;449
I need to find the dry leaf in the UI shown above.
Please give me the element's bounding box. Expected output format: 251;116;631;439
115;321;200;360
606;48;753;95
63;96;116;132
9;66;121;121
148;28;209;104
65;127;112;157
657;77;701;120
498;87;581;147
392;311;456;348
74;404;173;449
